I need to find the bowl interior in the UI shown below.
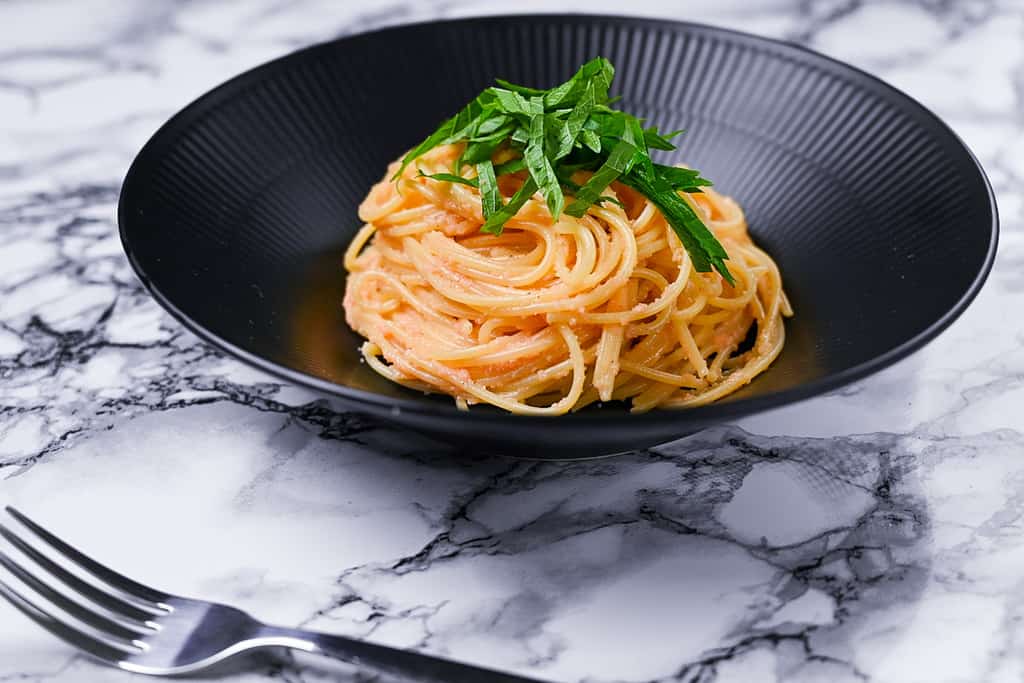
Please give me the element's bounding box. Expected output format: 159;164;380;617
120;15;995;452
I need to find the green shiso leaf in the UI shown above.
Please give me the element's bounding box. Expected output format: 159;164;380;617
396;58;731;276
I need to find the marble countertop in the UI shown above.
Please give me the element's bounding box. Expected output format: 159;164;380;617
1;1;1021;681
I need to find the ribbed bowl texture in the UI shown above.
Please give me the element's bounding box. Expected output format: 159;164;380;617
119;15;997;458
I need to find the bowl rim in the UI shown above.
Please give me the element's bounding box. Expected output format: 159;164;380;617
118;13;999;427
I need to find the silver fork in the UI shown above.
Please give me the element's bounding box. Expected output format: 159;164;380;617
0;507;544;682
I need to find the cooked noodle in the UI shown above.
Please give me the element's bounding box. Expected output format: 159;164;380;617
343;144;792;415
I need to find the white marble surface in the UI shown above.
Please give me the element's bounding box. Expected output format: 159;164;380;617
0;0;1021;681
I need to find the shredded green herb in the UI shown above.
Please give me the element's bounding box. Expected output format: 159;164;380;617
394;57;731;283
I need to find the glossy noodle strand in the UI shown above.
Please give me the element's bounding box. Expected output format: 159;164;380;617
344;144;792;415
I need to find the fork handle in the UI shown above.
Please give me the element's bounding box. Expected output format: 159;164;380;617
258;624;547;682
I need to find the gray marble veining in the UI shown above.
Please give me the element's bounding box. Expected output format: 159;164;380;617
1;1;1022;681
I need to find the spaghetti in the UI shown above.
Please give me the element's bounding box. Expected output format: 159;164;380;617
343;144;791;415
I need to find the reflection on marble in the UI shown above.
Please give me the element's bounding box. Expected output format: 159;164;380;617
0;1;1021;681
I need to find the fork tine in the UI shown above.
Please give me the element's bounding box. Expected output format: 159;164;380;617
6;507;169;607
0;576;134;664
0;547;153;643
0;523;163;621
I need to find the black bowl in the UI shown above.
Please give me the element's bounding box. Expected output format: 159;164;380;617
119;15;997;459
